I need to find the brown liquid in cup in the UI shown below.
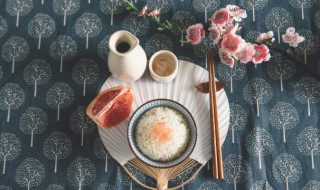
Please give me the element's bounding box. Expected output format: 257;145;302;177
152;54;175;77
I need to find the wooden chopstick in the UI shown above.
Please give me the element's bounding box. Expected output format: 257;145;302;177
207;50;224;179
208;51;218;178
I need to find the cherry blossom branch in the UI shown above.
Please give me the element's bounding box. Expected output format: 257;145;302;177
123;1;174;32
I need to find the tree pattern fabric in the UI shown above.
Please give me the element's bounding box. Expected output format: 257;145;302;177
0;0;319;189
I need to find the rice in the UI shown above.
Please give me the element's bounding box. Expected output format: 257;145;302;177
135;106;189;162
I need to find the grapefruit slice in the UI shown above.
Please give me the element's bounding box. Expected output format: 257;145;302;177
86;86;134;128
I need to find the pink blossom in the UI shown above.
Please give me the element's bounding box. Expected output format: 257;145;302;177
224;23;235;33
211;8;230;25
219;49;235;68
138;6;148;17
208;25;222;43
226;5;247;22
286;27;296;35
256;31;275;44
282;27;298;43
282;27;305;47
288;36;305;47
186;23;205;45
221;33;244;54
236;43;255;64
265;31;274;40
252;44;271;64
148;9;160;17
229;22;240;35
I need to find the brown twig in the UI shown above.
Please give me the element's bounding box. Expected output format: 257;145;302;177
208;50;224;179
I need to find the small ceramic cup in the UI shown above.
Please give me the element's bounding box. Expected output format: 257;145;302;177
149;50;178;83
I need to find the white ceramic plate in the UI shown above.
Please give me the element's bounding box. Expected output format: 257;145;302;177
98;60;230;166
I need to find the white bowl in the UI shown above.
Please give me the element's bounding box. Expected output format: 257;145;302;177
148;50;178;83
128;99;197;168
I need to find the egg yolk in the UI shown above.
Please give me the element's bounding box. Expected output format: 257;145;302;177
151;121;173;143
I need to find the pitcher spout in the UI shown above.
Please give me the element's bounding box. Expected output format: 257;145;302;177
109;30;139;56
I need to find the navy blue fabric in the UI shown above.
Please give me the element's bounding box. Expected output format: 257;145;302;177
0;0;320;189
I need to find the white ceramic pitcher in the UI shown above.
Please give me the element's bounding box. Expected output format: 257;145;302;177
108;30;147;82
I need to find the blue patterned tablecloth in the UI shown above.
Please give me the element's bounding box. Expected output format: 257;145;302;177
0;0;320;190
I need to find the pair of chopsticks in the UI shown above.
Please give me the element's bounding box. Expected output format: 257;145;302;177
207;50;224;179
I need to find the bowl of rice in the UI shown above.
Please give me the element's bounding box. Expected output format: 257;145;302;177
128;99;197;168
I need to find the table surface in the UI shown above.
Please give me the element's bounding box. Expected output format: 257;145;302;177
0;0;320;190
